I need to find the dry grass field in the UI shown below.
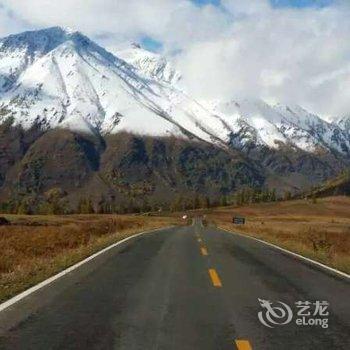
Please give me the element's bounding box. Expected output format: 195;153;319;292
206;196;350;274
0;214;178;303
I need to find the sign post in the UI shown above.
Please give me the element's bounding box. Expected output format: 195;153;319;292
232;217;245;225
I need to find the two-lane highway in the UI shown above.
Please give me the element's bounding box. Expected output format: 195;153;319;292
0;220;349;349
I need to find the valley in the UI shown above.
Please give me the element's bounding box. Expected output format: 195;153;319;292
0;27;350;213
1;3;350;349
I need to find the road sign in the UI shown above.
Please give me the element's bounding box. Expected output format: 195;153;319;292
233;217;245;224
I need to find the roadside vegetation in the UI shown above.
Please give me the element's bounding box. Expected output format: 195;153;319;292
2;193;349;304
205;196;350;274
0;214;179;303
305;169;350;198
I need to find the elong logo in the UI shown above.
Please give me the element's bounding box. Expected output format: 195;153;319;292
258;299;329;329
258;299;293;328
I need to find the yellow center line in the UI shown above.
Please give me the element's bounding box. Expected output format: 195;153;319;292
200;246;208;256
208;268;222;287
235;340;252;350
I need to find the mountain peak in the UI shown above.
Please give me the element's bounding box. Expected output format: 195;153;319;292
0;27;349;159
0;26;97;54
116;44;181;85
1;26;78;44
0;26;120;92
131;42;142;49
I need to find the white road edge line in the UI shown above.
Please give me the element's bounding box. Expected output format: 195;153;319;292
219;227;350;280
0;226;173;313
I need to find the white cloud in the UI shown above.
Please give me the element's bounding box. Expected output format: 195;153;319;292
0;0;350;117
0;5;30;37
0;1;230;48
176;1;350;117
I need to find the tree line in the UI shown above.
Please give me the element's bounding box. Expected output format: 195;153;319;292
0;186;287;215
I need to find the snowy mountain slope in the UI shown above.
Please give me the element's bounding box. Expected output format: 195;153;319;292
206;99;350;156
336;116;350;136
0;28;173;135
116;43;181;85
274;104;350;155
0;27;79;93
0;27;233;144
0;27;349;159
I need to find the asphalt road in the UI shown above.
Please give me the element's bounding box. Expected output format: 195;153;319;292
0;219;349;349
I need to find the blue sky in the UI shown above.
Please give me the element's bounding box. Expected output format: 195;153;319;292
141;36;163;53
193;0;333;8
194;0;221;5
270;0;333;8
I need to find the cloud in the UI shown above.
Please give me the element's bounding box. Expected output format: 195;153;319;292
0;0;350;117
0;4;31;37
0;1;229;49
176;0;350;117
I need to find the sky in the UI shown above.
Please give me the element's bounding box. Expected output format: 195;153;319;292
0;0;349;118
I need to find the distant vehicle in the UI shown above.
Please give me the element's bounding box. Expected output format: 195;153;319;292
182;215;188;220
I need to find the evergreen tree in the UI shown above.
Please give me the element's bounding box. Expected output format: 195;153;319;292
220;195;227;207
78;197;95;214
284;191;292;201
270;188;277;202
17;200;31;215
193;193;200;209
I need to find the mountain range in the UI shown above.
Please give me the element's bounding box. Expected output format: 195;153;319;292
0;27;349;212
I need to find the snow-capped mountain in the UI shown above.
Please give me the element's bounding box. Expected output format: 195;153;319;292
336;116;350;136
0;27;234;143
207;99;350;155
115;43;181;85
0;27;349;158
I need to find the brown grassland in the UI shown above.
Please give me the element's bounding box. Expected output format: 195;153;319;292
1;196;349;304
0;214;179;303
205;196;350;274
